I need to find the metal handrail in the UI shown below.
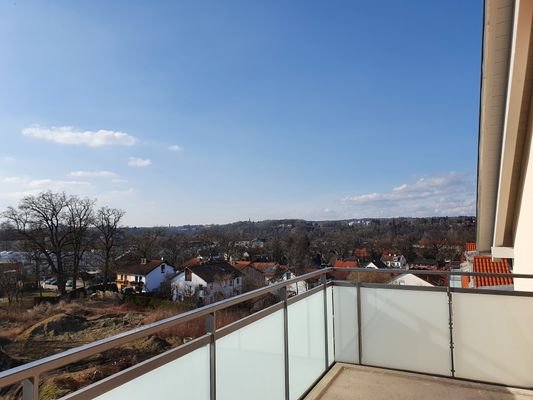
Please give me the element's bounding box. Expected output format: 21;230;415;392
0;268;331;389
329;267;533;279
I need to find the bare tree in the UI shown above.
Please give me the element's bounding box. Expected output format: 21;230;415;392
285;234;311;276
159;235;189;266
94;206;125;284
66;196;95;290
17;241;46;296
2;192;71;294
0;264;22;307
132;229;161;260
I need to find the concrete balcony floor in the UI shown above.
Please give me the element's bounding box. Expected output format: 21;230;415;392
305;364;533;400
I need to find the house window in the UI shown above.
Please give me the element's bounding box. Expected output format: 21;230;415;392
185;270;192;281
161;264;165;273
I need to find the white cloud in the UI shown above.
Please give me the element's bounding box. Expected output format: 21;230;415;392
1;177;20;183
28;179;90;188
339;172;475;217
128;157;151;167
22;126;138;147
69;170;118;178
0;156;15;162
0;178;91;205
168;144;182;152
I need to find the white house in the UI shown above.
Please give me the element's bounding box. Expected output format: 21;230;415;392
116;258;175;292
388;274;433;287
365;260;388;269
171;261;243;304
381;253;407;269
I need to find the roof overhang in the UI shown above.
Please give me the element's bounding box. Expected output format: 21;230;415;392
476;0;515;252
478;0;533;255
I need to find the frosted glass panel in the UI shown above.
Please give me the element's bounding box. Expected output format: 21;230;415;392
288;291;326;400
94;344;210;400
361;288;450;376
217;310;285;400
326;286;334;366
453;292;533;387
333;286;358;363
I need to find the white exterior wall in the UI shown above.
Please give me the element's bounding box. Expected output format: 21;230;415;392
172;273;242;303
206;277;242;303
144;264;175;292
172;272;208;300
513;134;533;291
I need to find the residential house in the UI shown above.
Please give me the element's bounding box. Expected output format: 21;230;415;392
233;261;264;288
232;260;308;294
248;262;286;283
381;253;407;269
329;258;358;280
250;239;266;249
388;274;434;287
171;261;243;304
115;258;175;292
408;265;448;286
234;238;266;249
0;251;30;265
365;259;389;269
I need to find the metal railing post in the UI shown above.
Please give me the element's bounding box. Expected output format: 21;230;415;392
22;376;38;400
280;287;290;400
447;287;455;377
320;274;329;369
206;312;216;400
356;280;362;365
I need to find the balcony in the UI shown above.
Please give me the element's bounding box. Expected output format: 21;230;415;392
1;268;533;399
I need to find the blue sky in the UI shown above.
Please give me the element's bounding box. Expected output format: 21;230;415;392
0;1;482;226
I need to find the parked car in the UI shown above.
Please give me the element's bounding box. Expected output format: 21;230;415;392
122;287;134;295
45;278;58;286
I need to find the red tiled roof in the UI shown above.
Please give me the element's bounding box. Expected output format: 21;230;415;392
473;256;513;287
233;261;252;271
249;262;278;272
461;275;470;288
182;257;203;269
334;260;358;268
465;242;476;252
